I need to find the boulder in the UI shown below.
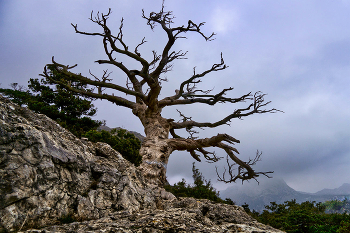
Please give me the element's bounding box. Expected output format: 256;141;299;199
0;95;283;233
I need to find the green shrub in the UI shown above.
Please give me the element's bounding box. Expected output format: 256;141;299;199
83;129;142;166
337;220;350;233
164;163;235;205
323;199;349;213
244;199;350;233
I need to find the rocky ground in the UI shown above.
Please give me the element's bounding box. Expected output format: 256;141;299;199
20;198;283;233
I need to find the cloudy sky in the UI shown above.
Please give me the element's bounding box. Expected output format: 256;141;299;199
1;0;350;193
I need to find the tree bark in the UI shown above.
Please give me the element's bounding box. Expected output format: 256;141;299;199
133;103;172;187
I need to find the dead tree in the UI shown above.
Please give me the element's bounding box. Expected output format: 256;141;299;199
41;4;279;187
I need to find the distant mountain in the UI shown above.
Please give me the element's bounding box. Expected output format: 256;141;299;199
315;183;350;195
220;178;350;212
220;178;309;211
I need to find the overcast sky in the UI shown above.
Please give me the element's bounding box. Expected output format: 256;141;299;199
1;0;350;193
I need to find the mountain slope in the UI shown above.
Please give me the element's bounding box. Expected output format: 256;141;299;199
315;183;350;195
220;178;307;211
220;178;350;212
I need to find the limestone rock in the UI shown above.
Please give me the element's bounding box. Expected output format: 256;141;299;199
20;198;283;233
0;95;283;233
0;95;156;232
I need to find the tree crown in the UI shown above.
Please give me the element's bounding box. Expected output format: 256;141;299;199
39;3;281;183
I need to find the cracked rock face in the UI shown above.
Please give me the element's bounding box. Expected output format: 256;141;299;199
0;95;283;233
0;95;156;232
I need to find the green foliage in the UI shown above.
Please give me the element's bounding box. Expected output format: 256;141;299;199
0;83;32;105
164;163;235;205
0;74;103;137
244;199;350;233
337;220;350;233
322;199;349;213
83;129;142;166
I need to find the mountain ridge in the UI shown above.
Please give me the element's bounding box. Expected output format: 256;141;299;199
220;178;350;212
315;183;350;196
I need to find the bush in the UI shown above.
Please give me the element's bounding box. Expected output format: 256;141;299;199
83;128;142;166
164;163;235;205
244;199;350;233
322;199;349;213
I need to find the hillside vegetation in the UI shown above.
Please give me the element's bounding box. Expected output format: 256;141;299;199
243;199;350;233
164;163;234;205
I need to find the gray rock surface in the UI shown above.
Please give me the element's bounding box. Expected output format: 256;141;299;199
20;198;283;233
0;95;156;232
0;95;283;232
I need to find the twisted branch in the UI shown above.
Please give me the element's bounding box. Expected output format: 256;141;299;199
216;150;274;183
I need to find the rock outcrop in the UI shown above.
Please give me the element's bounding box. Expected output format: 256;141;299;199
20;198;282;233
0;95;283;233
0;95;157;232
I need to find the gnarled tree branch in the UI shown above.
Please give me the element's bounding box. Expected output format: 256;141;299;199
167;133;273;183
170;92;281;131
40;58;138;109
216;150;274;183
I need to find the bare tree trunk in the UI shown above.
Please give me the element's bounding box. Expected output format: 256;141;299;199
134;104;172;187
